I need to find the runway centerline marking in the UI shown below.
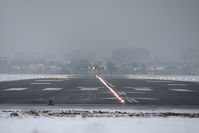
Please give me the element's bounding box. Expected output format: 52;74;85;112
31;83;51;85
4;88;28;91
42;88;63;91
170;89;192;92
134;87;152;91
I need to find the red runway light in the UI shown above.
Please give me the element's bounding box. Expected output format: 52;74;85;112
96;75;125;104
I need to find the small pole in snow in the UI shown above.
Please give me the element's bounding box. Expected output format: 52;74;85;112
48;99;53;105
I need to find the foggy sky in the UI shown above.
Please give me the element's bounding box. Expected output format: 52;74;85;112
0;0;199;59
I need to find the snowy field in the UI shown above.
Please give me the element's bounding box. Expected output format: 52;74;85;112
1;117;199;133
0;109;199;133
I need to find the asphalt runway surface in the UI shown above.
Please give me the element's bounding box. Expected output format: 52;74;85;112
0;76;199;106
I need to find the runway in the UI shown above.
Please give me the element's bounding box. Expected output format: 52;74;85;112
0;75;199;106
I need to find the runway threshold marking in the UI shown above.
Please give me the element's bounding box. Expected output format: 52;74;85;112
42;88;62;91
4;88;28;91
96;75;125;104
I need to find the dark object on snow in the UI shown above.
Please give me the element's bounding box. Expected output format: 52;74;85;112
29;111;39;116
48;99;54;105
10;112;19;117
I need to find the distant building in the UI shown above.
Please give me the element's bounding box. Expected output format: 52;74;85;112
112;47;150;63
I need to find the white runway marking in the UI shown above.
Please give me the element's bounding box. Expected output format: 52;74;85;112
108;84;115;87
146;80;173;83
35;80;64;82
118;91;127;95
99;91;145;94
125;97;157;102
134;87;152;91
79;87;99;91
125;91;146;94
126;97;139;103
43;88;63;91
133;97;157;100
171;89;192;92
31;83;51;85
124;87;134;89
98;92;111;93
124;87;153;92
99;97;117;100
4;88;28;91
168;84;186;86
97;87;105;89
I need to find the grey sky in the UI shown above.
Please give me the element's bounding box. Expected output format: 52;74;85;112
0;0;199;59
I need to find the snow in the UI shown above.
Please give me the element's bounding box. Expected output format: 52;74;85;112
0;116;199;133
0;109;199;133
